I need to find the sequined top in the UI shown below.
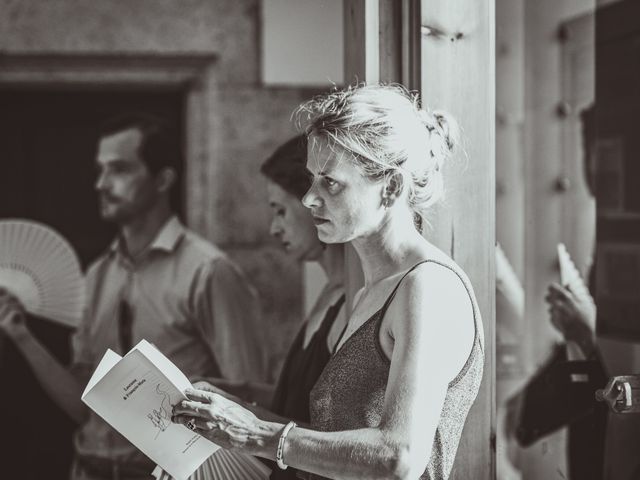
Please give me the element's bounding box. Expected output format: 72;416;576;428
306;259;484;480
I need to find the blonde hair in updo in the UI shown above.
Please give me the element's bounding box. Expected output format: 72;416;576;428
295;84;460;231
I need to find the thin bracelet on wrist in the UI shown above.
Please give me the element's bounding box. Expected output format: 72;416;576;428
276;421;297;470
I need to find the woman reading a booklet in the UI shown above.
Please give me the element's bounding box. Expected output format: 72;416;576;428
173;84;485;480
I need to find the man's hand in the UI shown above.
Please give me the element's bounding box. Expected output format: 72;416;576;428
545;282;596;353
0;288;29;340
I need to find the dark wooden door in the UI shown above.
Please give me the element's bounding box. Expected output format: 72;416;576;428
592;2;640;479
594;1;640;341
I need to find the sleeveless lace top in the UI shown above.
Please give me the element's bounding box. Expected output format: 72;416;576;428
306;260;484;480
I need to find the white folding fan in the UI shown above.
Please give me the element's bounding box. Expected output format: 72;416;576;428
557;243;593;302
152;449;271;480
0;219;85;328
557;243;596;360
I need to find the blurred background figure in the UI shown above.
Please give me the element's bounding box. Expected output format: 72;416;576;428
496;1;640;477
0;113;266;480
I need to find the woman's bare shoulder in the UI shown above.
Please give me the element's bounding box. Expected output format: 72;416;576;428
401;259;471;307
386;258;475;376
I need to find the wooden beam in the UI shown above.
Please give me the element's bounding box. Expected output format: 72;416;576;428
342;0;426;311
344;0;380;84
401;0;421;91
420;1;496;478
343;0;383;311
378;0;401;83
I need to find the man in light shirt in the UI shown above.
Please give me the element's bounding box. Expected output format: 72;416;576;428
0;113;266;479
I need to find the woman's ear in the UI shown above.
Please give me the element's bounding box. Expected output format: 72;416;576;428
382;171;404;206
156;168;177;193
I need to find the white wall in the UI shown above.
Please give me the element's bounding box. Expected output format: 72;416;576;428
262;0;344;86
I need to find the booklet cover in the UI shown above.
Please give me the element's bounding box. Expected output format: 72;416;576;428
81;340;219;480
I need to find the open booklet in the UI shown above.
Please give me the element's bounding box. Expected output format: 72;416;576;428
81;339;218;480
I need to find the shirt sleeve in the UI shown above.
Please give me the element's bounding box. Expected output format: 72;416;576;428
192;256;267;382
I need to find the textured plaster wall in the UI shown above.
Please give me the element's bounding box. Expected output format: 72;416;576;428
0;0;316;380
0;0;257;82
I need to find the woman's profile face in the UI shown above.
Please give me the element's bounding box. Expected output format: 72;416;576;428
303;136;385;244
267;180;323;262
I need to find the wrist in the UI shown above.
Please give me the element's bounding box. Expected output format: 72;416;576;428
253;420;284;459
577;335;597;358
276;421;297;470
567;327;596;357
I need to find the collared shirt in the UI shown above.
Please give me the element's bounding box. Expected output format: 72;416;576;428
71;216;265;468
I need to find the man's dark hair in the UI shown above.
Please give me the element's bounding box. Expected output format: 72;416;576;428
98;112;181;176
260;135;310;200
